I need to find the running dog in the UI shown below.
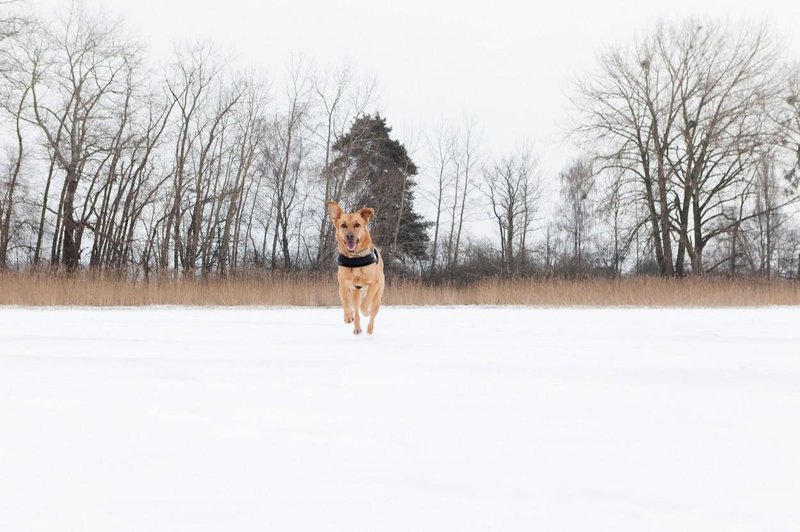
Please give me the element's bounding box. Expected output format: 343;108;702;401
326;201;385;335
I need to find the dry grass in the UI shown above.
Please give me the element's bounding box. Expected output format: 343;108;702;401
391;277;800;307
0;273;336;307
1;272;800;307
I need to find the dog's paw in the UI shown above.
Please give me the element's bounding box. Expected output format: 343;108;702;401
353;326;362;335
344;311;354;323
367;323;374;335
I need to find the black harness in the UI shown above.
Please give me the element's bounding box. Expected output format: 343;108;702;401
336;248;380;268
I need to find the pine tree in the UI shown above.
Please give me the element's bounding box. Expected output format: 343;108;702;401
329;114;430;267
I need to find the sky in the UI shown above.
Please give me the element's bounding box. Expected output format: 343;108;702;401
27;0;800;177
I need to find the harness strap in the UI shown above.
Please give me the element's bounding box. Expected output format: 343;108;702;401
337;248;379;268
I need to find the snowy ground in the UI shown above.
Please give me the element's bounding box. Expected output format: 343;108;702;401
1;306;799;531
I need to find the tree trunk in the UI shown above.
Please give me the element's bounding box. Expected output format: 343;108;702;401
61;169;81;271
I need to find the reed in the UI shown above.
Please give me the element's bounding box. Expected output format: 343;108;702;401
2;272;799;307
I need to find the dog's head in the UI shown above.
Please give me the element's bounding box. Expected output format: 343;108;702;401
326;201;374;254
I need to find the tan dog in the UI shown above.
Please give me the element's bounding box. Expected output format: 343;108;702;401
326;201;385;335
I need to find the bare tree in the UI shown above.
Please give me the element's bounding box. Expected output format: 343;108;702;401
266;57;312;270
216;80;268;276
160;44;230;275
575;40;675;275
668;24;786;274
785;68;800;183
25;3;138;271
421;118;480;275
785;69;800;278
0;40;29;266
595;168;639;276
0;1;32;267
446;118;480;270
482;145;540;276
424;121;454;273
729;154;795;278
186;82;244;275
0;1;28;45
575;20;792;276
557;158;595;264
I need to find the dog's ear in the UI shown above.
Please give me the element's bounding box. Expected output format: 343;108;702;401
326;201;343;223
358;207;375;223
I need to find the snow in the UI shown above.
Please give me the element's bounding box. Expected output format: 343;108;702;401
1;306;799;531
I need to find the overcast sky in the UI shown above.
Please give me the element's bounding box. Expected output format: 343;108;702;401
30;0;800;182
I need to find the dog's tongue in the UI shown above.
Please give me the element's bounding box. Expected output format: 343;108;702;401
346;241;357;251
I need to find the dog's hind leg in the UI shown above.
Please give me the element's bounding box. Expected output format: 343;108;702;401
359;288;371;316
364;283;383;335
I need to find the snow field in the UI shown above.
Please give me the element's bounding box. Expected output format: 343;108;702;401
1;306;799;531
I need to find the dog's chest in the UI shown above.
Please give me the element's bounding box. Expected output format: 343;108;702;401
350;269;366;286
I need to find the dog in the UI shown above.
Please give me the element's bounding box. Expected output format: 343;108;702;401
326;201;385;335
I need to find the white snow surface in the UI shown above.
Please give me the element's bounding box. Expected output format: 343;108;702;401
1;306;799;531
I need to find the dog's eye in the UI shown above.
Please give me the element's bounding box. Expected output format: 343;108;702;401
354;223;361;228
340;224;347;229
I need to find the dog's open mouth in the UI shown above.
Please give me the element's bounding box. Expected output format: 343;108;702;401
345;239;358;252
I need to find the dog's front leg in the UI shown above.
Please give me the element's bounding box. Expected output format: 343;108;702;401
339;284;354;323
350;287;362;334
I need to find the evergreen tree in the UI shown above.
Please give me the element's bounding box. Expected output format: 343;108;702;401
329;114;430;267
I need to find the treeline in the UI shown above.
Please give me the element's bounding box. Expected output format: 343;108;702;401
0;2;385;277
0;3;798;280
570;22;800;279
